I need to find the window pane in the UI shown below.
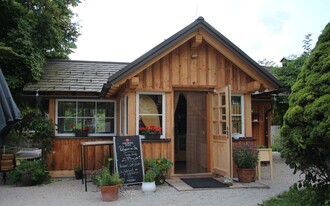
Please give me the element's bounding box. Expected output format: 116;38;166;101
58;101;76;117
232;116;242;133
138;115;162;135
231;96;241;115
96;118;114;133
97;102;114;117
57;118;75;133
78;102;95;117
139;95;162;115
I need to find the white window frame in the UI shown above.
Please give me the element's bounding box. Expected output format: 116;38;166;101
55;99;116;137
124;95;128;135
231;95;244;137
136;92;166;139
119;98;123;136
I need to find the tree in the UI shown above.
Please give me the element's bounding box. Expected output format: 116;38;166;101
0;0;80;99
270;34;312;125
281;22;330;203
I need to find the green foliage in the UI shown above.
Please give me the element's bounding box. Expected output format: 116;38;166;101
271;135;283;152
233;142;259;169
10;159;50;185
281;23;330;192
74;166;82;172
269;34;313;125
150;157;173;177
96;167;122;187
261;186;330;206
0;0;81;101
144;170;157;182
15;111;55;163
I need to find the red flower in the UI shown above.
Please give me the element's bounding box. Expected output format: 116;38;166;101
139;125;162;135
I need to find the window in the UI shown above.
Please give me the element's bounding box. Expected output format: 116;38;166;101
136;93;165;138
56;100;116;136
231;95;244;136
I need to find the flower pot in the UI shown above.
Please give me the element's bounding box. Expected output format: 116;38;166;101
155;172;166;185
75;131;88;137
144;134;160;140
237;168;254;183
142;181;156;194
75;170;83;180
99;184;119;202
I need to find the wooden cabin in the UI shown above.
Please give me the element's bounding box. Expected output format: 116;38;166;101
24;17;282;178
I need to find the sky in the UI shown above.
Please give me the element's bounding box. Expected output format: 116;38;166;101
69;0;330;65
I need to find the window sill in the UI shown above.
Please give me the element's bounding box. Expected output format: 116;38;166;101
142;138;171;143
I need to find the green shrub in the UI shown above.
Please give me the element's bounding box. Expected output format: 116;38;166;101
144;170;157;182
261;186;330;206
271;135;283;152
10;159;50;185
96;167;122;186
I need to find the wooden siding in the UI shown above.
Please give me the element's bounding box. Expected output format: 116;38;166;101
48;138;170;176
136;41;256;92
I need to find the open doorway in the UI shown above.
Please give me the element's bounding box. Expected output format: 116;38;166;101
174;91;207;174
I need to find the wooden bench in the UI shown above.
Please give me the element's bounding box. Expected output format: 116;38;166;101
0;154;16;184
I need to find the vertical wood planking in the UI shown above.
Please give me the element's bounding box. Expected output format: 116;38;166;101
145;66;153;89
153;61;161;89
171;48;180;85
198;43;207;85
179;43;188;85
162;55;170;89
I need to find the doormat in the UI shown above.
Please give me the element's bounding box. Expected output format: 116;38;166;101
180;178;229;188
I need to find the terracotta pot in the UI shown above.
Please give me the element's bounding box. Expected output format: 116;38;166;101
99;184;119;202
237;168;254;183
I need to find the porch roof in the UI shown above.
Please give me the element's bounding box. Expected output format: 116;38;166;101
100;16;282;96
24;59;128;94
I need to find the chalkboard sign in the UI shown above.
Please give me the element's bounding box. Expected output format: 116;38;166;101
113;135;144;184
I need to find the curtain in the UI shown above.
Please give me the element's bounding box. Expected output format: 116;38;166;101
139;95;160;127
183;92;207;173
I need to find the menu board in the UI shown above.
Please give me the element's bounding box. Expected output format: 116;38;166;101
113;135;144;184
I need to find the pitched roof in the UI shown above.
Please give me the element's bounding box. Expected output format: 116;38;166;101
24;59;128;94
100;16;282;96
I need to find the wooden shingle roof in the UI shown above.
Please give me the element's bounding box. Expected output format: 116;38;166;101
24;59;128;93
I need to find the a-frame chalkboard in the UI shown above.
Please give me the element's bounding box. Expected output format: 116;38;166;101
113;135;144;184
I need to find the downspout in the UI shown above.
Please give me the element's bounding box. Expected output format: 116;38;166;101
264;104;273;148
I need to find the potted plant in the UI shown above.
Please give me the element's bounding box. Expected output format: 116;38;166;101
9;159;50;186
233;142;259;183
74;166;83;180
70;124;90;137
96;166;122;202
151;157;173;185
139;125;162;140
142;170;157;194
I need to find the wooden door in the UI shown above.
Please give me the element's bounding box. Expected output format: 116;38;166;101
211;86;232;177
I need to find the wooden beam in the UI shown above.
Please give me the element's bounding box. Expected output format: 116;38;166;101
246;81;261;92
128;77;139;90
191;34;203;48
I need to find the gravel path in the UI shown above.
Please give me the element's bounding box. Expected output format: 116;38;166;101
0;152;302;206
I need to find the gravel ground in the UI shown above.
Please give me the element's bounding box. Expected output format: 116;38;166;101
0;152;302;206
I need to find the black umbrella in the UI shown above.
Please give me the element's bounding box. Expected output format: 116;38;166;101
0;68;21;142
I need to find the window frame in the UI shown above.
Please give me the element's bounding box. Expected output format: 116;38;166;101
136;92;166;139
55;99;116;137
231;95;244;137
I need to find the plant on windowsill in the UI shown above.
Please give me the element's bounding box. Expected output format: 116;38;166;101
233;142;259;183
139;125;162;140
70;124;90;137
